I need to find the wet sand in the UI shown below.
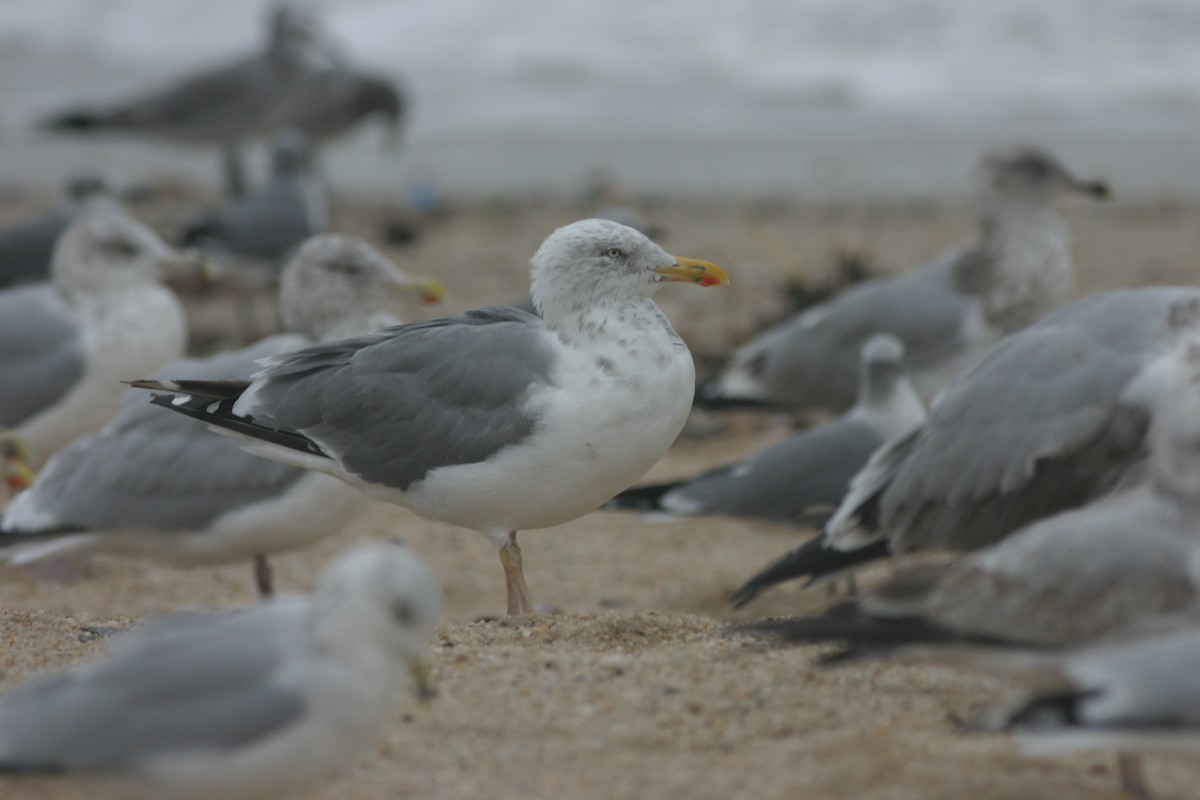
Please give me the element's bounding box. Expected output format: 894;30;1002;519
1;190;1198;799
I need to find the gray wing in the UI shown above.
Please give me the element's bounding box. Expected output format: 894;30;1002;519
0;211;72;289
247;307;556;491
873;288;1200;553
925;489;1200;646
665;418;883;526
91;54;282;141
0;285;85;427
0;603;306;772
269;69;402;140
728;249;972;409
181;180;318;261
9;336;310;533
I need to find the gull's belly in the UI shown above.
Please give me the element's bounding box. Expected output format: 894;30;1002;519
404;347;695;533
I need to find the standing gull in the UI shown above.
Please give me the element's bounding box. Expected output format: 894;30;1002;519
0;541;442;800
0;207;190;468
39;4;335;196
707;146;1109;411
607;334;924;529
739;287;1200;591
0;234;445;596
136;219;729;615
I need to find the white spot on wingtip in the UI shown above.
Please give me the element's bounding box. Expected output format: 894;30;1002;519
171;395;192;406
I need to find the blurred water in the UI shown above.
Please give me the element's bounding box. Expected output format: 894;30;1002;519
2;0;1198;199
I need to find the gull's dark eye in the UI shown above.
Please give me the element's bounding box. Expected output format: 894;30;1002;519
605;247;624;259
326;260;364;275
391;600;416;625
101;239;140;258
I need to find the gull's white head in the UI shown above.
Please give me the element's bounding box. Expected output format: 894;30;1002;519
859;334;907;393
1144;338;1200;501
279;233;445;339
49;209;187;293
314;541;444;699
529;218;727;320
855;334;925;433
975;145;1110;208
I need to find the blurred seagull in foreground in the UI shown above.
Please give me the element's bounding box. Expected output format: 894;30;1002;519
739;287;1200;592
0;207;191;469
0;175;113;289
985;629;1200;800
1;234;445;597
0;541;442;800
134;219;729;615
607;334;924;532
706;146;1109;412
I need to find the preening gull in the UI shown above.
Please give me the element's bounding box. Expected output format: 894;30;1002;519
0;541;442;800
0;207;190;468
988;629;1200;800
0;175;113;289
0;234;444;596
707;146;1109;411
181;129;327;267
135;219;729;614
607;334;924;532
749;287;1200;589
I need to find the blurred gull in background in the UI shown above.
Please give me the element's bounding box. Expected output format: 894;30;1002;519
706;147;1109;411
0;207;190;468
1;234;445;597
736;287;1200;591
180;129;328;273
0;175;114;289
608;334;924;535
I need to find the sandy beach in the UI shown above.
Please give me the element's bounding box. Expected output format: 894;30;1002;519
1;189;1199;799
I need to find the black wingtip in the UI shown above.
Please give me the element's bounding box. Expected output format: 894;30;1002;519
729;536;891;609
691;382;787;412
602;481;680;512
0;525;87;543
144;390;329;460
737;601;961;654
38;109;103;133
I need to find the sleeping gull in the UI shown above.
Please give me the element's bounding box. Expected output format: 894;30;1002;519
985;629;1200;800
606;334;924;531
0;175;113;289
38;4;336;196
741;287;1200;590
135;218;729;614
0;207;190;468
180;129;327;268
0;540;442;800
707;146;1109;411
0;234;444;596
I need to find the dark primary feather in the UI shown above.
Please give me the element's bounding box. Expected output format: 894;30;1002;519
729;536;890;608
738;599;1024;665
